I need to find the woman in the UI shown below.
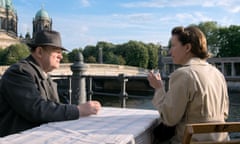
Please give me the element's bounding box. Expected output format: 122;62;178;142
148;26;229;143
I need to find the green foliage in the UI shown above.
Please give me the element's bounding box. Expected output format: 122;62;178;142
96;41;115;63
81;41;159;68
196;21;219;56
145;43;159;69
117;55;126;65
104;51;118;64
68;48;81;63
82;45;98;63
217;25;240;57
61;52;69;63
184;21;240;57
86;56;97;63
1;44;30;65
122;41;149;68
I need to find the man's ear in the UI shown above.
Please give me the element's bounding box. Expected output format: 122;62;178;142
35;46;43;58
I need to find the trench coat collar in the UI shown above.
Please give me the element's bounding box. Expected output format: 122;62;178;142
183;57;209;66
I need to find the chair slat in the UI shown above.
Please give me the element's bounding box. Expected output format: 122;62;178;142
182;122;240;144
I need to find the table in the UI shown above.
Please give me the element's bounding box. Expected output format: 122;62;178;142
0;107;159;144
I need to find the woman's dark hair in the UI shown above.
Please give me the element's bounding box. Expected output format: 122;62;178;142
171;26;210;59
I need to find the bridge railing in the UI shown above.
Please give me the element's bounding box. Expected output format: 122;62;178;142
51;74;169;108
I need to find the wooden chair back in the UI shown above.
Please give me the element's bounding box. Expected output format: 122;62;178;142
182;122;240;144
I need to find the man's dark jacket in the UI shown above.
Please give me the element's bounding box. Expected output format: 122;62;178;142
0;56;79;137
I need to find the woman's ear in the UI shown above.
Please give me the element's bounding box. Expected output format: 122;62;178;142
185;43;192;53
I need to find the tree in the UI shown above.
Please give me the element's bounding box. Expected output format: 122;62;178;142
61;52;69;63
2;44;30;65
122;41;149;68
104;51;119;64
96;41;115;63
68;48;82;63
217;25;240;57
82;45;98;63
145;43;159;69
195;21;220;56
85;56;97;63
117;55;126;65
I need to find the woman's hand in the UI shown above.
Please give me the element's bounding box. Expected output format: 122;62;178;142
147;70;162;89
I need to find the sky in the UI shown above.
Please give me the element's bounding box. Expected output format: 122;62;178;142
13;0;240;51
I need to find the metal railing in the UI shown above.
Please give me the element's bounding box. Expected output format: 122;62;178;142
51;74;168;108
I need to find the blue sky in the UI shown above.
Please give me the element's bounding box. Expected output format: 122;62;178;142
13;0;240;51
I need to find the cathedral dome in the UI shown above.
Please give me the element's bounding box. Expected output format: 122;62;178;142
35;8;50;20
0;0;15;12
32;7;52;39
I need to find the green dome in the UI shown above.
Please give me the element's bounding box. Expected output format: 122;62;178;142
35;8;50;20
0;0;15;11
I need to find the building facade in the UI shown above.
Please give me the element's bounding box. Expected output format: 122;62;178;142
32;7;52;39
0;0;19;48
0;0;52;48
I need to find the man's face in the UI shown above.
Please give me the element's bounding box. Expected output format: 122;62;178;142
41;46;63;72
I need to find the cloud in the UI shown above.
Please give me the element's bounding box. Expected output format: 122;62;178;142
79;0;90;7
121;0;208;8
13;0;240;50
175;12;212;24
120;0;240;13
50;13;166;48
121;0;165;8
51;9;216;49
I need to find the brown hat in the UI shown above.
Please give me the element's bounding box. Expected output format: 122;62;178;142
27;30;68;51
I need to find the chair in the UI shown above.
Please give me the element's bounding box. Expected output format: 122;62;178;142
182;122;240;144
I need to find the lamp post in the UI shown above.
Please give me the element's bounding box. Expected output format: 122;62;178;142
70;52;87;104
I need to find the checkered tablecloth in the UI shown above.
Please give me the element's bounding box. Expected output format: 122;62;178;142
0;107;159;144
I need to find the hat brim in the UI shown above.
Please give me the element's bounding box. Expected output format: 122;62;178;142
27;43;68;51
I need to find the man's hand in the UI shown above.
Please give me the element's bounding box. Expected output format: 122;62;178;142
77;101;102;117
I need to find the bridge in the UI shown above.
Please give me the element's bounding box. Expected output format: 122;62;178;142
0;63;149;76
1;57;240;78
0;56;239;102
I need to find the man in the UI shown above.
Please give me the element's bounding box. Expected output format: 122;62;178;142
0;30;101;137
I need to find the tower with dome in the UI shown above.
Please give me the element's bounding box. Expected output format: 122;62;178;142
0;0;53;48
0;0;19;48
32;7;52;39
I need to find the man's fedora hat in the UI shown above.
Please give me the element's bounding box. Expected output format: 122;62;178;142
27;30;68;51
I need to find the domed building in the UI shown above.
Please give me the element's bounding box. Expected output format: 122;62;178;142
32;7;52;39
0;0;53;48
0;0;19;48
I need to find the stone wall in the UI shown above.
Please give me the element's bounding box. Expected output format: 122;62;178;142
0;63;149;76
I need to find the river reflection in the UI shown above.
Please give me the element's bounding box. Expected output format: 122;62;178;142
228;92;240;122
94;92;239;118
